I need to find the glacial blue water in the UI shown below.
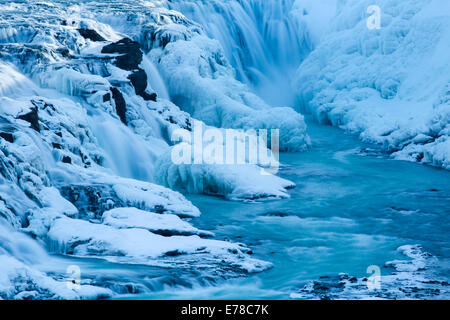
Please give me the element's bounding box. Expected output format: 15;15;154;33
136;119;450;299
42;119;450;299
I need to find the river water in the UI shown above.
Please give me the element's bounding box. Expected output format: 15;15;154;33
38;118;450;299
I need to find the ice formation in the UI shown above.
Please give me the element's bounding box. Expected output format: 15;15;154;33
294;0;450;169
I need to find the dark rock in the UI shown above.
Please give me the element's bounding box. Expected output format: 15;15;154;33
0;132;14;143
102;38;157;102
164;250;184;257
128;69;157;101
102;38;142;71
313;281;330;292
390;206;409;212
154;205;166;214
52;142;62;149
102;92;111;102
62;156;72;164
56;47;71;58
110;87;127;124
263;211;290;217
77;28;106;42
416;153;425;162
154;229;209;238
17;107;40;132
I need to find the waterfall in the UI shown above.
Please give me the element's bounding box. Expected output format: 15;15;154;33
0;219;49;266
166;0;314;106
89;111;166;182
141;55;170;100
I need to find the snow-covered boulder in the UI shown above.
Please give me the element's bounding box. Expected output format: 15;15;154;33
155;152;295;201
102;207;213;237
42;215;269;273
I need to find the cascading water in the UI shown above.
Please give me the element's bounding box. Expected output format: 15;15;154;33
0;219;49;266
166;0;313;106
141;56;170;101
88;111;165;182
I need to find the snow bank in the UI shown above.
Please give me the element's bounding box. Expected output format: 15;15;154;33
294;0;450;169
102;207;213;237
41;216;270;273
25;175;269;274
109;176;201;218
153;121;296;200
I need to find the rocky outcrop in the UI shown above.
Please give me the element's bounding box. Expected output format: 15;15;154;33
17;107;40;132
77;28;106;42
102;38;157;102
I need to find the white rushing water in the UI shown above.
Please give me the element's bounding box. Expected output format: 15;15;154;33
166;0;313;106
89;111;163;182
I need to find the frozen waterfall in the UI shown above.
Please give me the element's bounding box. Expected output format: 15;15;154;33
166;0;314;106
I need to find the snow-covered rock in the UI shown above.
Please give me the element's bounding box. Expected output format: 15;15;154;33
42;216;269;273
102;207;213;237
291;245;450;300
155;152;295;201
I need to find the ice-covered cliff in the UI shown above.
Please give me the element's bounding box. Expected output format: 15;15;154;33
294;0;450;169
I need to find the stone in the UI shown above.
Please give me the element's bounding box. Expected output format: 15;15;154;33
17;107;40;132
